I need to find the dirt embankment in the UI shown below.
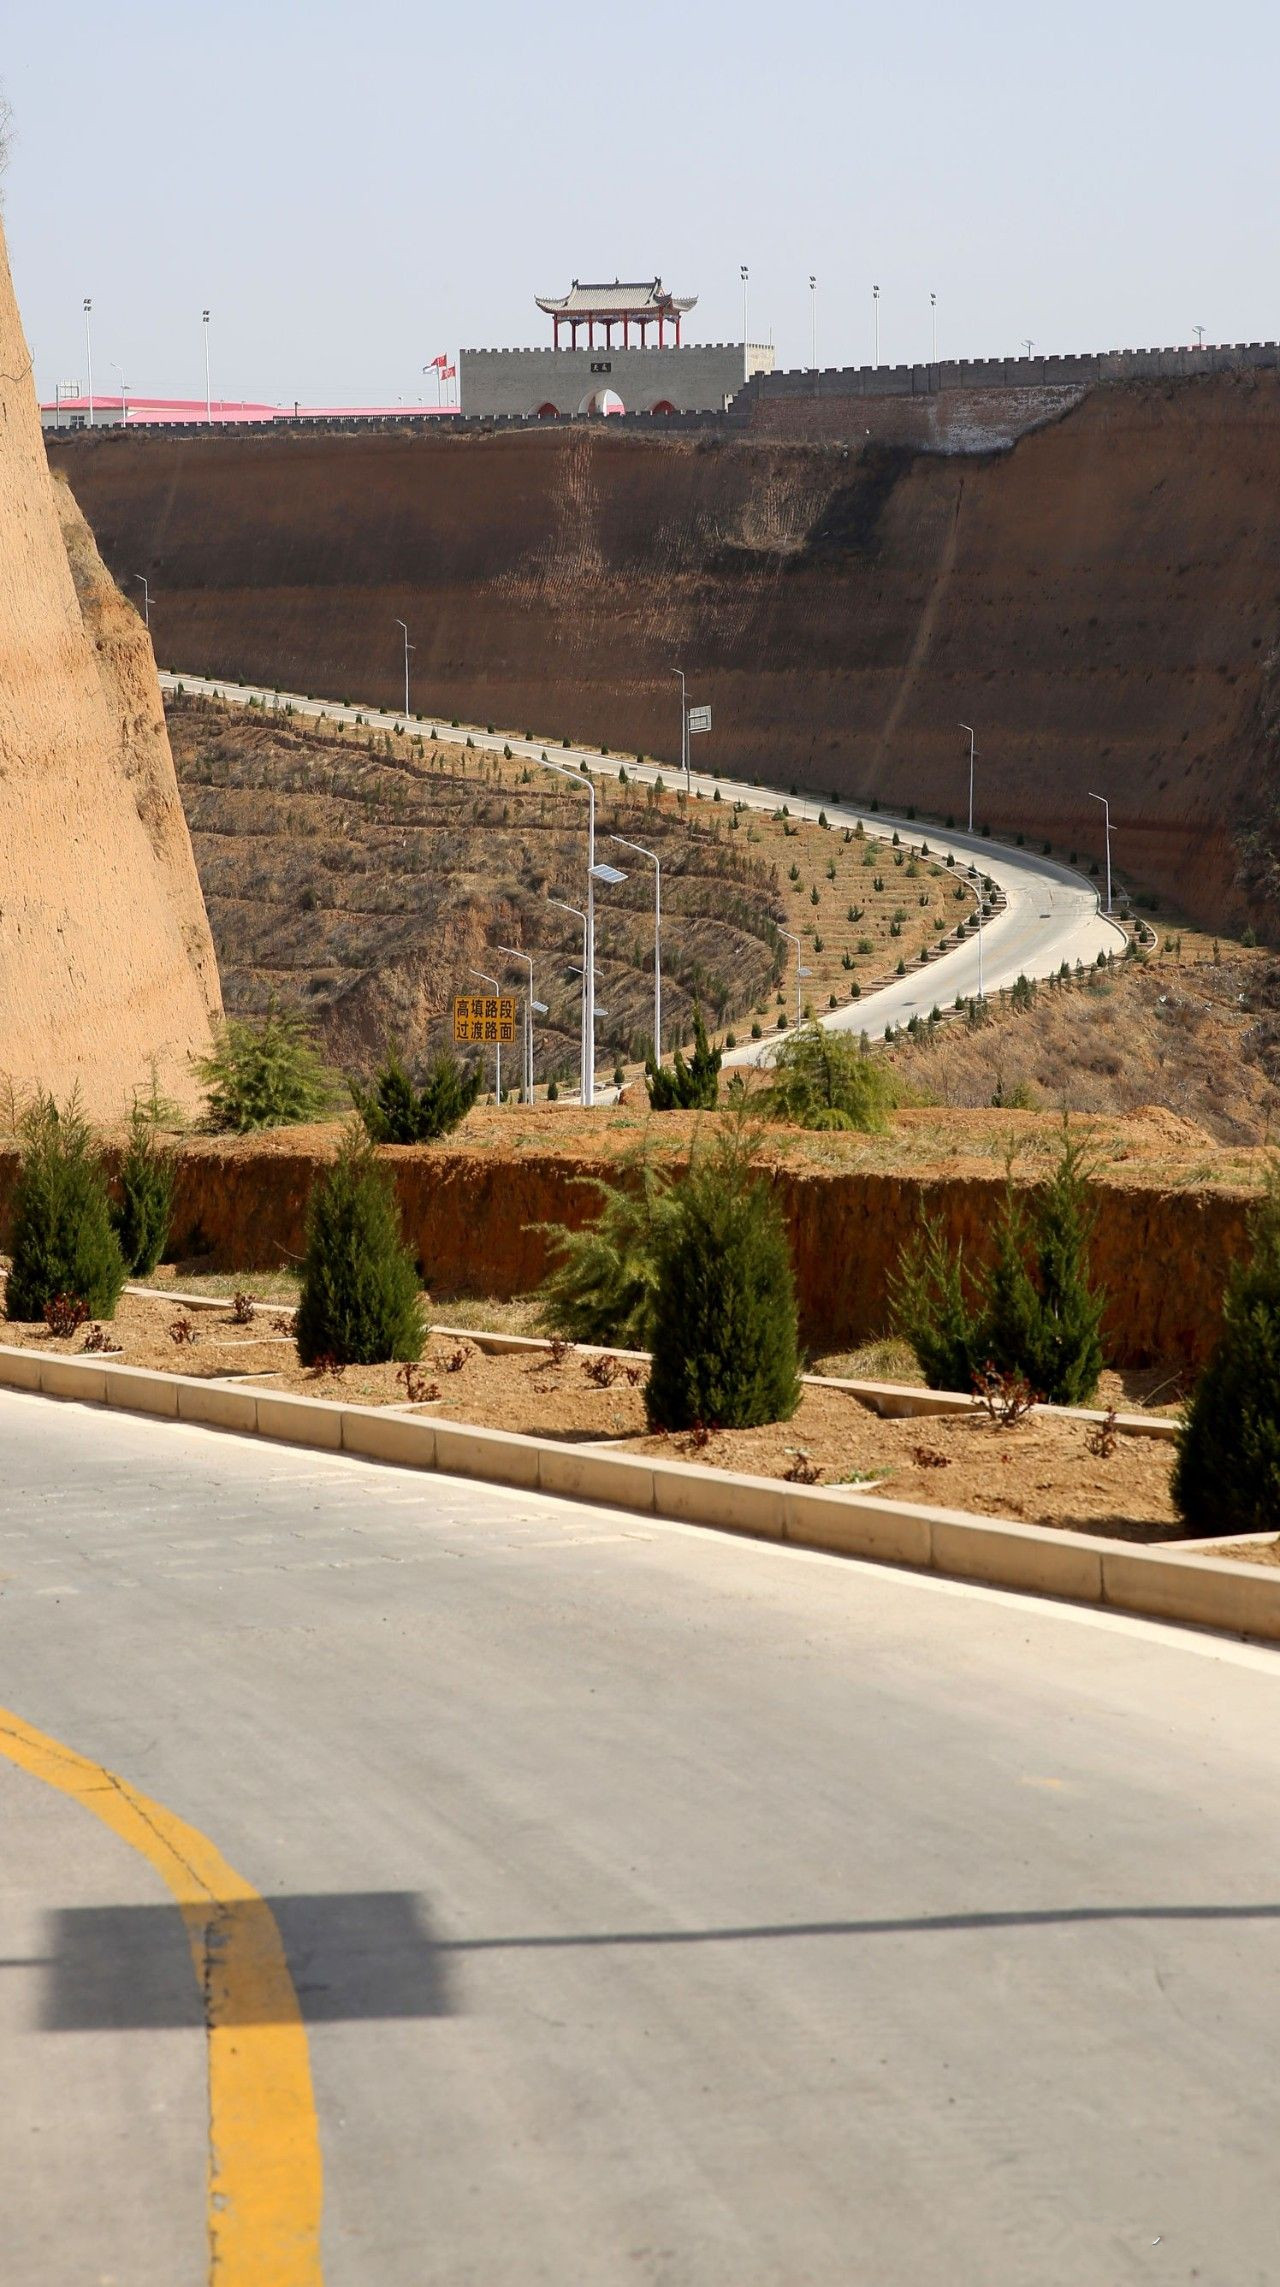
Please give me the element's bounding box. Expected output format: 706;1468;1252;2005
0;1107;1256;1372
0;218;220;1118
50;375;1280;933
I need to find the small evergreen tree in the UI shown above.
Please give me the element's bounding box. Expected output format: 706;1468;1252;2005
350;1044;481;1144
537;1148;676;1347
294;1133;424;1365
1174;1174;1280;1532
767;1022;896;1133
6;1095;126;1322
646;1128;800;1430
196;1005;342;1133
645;1008;721;1111
889;1214;982;1392
111;1105;176;1276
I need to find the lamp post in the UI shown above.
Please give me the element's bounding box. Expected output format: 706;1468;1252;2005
133;573;152;629
548;899;589;1104
741;263;749;346
395;618;413;718
931;290;937;363
1089;791;1113;914
778;927;811;1028
202;309;211;424
539;758;598;1105
959;722;976;834
673;666;688;791
498;947;539;1102
809;274;817;370
1022;338;1034;358
1193;324;1206;348
470;967;503;1104
112;362;129;424
611;834;661;1059
83;298;94;427
873;283;880;368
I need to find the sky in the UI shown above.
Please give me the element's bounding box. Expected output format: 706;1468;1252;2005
3;0;1278;407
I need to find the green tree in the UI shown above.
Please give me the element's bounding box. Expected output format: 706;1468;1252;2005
111;1104;176;1276
645;1009;721;1111
350;1044;481;1144
6;1094;125;1321
294;1133;424;1365
537;1147;677;1347
766;1022;896;1132
1173;1174;1280;1532
196;1005;342;1133
645;1127;800;1430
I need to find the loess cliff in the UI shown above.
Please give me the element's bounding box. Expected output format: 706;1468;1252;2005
48;375;1280;935
0;221;220;1116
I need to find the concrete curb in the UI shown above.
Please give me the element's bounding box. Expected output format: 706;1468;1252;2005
1;1343;1275;1644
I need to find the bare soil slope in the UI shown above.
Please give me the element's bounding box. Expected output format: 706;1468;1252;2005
0;222;219;1115
50;376;1280;933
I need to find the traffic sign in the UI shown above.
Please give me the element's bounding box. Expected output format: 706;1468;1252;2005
453;993;517;1046
687;704;712;735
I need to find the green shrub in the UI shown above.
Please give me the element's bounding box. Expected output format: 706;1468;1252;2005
6;1095;125;1322
1173;1174;1280;1532
891;1127;1105;1402
766;1023;896;1132
537;1148;676;1347
349;1045;480;1144
645;1009;721;1110
196;1007;341;1133
294;1133;424;1366
646;1127;800;1431
111;1106;176;1275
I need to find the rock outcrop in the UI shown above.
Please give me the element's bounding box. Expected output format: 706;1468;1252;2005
0;221;220;1115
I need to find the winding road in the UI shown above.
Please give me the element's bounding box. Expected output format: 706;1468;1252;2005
159;670;1125;1061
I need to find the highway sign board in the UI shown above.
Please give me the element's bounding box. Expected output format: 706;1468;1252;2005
453;993;517;1046
688;704;712;735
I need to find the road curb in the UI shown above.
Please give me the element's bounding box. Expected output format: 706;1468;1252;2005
1;1344;1275;1644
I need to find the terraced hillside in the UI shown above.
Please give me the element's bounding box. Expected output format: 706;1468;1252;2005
167;696;971;1079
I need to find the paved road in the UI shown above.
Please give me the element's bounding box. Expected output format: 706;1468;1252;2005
159;670;1125;1060
3;1391;1278;2284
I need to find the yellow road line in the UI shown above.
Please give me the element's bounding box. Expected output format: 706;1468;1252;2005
0;1706;324;2284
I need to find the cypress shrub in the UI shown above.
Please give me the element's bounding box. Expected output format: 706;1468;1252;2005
766;1022;896;1133
537;1148;676;1348
295;1134;424;1366
111;1107;176;1276
645;1008;721;1110
196;1005;342;1133
350;1045;481;1144
6;1095;126;1322
646;1131;800;1430
1174;1177;1280;1533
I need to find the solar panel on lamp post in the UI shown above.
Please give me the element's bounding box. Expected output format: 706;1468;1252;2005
133;574;151;630
498;947;536;1103
778;928;811;1029
548;901;589;1105
538;758;598;1104
469;967;503;1105
612;834;661;1060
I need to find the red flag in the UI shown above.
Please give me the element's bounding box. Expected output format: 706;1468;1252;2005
443;364;456;381
428;353;448;369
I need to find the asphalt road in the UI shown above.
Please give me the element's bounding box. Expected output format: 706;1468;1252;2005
3;1391;1279;2284
159;670;1125;1062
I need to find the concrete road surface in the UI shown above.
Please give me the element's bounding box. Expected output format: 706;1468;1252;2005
3;1390;1277;2285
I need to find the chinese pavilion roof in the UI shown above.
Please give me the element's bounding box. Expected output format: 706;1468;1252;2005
535;278;697;318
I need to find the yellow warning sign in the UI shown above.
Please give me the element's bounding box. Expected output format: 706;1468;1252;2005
453;993;517;1046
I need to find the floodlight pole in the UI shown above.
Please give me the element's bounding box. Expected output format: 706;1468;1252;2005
499;947;535;1102
1089;791;1113;915
395;618;413;718
202;309;211;424
873;283;880;368
540;760;597;1104
83;298;94;427
959;722;976;834
133;573;151;629
931;291;937;363
779;926;804;1028
612;834;661;1059
548;899;589;1104
470;967;503;1104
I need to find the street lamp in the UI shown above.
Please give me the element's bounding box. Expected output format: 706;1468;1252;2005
959;723;976;834
1089;791;1113;914
809;274;817;370
673;666;689;791
931;290;937;364
1193;325;1206;348
778;927;812;1029
611;834;661;1059
394;618;413;718
133;573;152;629
548;899;589;1104
873;284;880;368
112;362;129;425
539;758;599;1105
498;947;541;1103
202;309;211;424
469;967;504;1104
1022;338;1034;358
741;263;749;345
83;298;94;428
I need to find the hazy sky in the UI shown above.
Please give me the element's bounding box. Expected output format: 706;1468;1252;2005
4;0;1278;406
